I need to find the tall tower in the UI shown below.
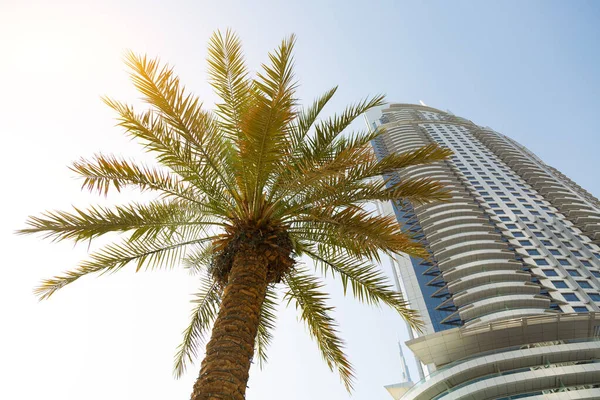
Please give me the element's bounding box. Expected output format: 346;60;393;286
366;104;600;399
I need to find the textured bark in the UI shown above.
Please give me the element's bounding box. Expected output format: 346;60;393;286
191;244;269;400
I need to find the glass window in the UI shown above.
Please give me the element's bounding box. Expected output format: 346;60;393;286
513;232;525;238
506;224;517;229
589;293;600;301
572;251;582;257
578;281;593;289
489;203;499;208
542;240;553;246
496;210;506;215
582;261;592;267
550;249;561;256
500;216;510;221
507;203;517;208
513;210;523;215
567;270;580;276
558;259;571;266
552;281;568;288
535;259;549;266
573;306;588;313
591;271;600;278
562;293;579;301
543;269;558;276
526;224;536;229
519;240;533;246
534;232;545;238
527;249;540;256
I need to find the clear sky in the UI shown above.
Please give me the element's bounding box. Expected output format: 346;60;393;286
2;1;599;399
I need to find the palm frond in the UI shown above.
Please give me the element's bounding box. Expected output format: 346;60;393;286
34;229;216;300
255;285;278;368
288;206;428;260
284;268;354;392
70;154;196;201
268;128;383;211
102;99;237;217
302;95;385;163
241;35;298;217
384;177;451;205
206;29;253;201
288;86;338;152
327;143;452;188
120;53;241;207
300;175;449;212
183;241;216;275
271;142;451;220
173;279;221;378
372;143;452;173
305;247;423;331
207;29;250;138
18;200;220;243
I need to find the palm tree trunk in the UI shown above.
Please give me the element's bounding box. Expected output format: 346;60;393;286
191;244;269;400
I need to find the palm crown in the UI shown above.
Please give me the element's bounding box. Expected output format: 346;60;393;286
20;30;451;398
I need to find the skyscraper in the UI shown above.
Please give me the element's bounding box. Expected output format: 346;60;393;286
365;104;600;399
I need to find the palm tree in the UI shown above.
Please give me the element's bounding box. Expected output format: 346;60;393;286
19;31;451;399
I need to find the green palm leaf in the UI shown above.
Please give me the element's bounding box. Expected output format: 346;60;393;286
18;200;221;243
288;86;338;151
207;29;250;139
305;247;423;331
34;228;216;300
255;286;278;368
184;242;216;276
173;279;222;378
241;35;298;217
70;154;196;201
284;268;354;391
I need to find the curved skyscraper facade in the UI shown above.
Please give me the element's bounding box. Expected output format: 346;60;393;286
366;104;600;399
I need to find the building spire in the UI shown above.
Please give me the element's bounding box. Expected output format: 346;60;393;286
397;342;412;383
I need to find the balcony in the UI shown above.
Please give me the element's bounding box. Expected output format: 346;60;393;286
448;270;531;294
442;259;522;282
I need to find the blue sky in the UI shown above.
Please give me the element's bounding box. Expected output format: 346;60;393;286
2;1;599;399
